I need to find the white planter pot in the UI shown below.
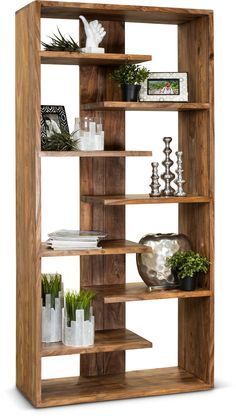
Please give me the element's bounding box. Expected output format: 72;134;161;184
42;293;63;343
63;308;95;347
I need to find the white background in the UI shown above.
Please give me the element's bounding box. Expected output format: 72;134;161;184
0;0;235;414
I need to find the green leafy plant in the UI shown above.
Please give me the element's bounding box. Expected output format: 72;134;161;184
41;27;81;52
110;64;150;85
41;273;62;308
41;132;78;151
65;289;95;326
166;250;210;279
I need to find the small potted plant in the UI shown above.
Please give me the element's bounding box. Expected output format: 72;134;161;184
63;289;95;347
41;273;63;343
110;63;150;102
166;250;210;291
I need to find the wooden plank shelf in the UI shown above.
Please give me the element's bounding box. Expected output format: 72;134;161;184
80;101;210;112
40;239;152;257
41;367;211;407
81;194;211;206
39;150;152;157
39;2;213;24
40;51;152;65
41;329;152;357
86;283;213;303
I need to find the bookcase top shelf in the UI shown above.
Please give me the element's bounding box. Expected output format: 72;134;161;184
39;150;152;157
40;51;152;65
36;1;213;24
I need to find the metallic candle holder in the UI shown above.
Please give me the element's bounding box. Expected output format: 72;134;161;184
174;150;186;196
161;137;175;196
149;162;161;197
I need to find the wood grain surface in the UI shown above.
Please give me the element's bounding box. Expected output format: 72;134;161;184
40;366;211;407
41;239;152;257
81;101;210;111
40;51;152;65
79;20;126;377
81;194;211;205
85;283;213;303
39;1;213;24
16;1;42;407
39;150;152;157
178;15;214;386
41;328;152;356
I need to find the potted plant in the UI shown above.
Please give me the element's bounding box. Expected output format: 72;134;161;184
41;273;63;342
63;289;95;347
110;63;150;102
166;250;210;291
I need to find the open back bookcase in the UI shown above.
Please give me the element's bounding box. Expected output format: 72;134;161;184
16;1;214;408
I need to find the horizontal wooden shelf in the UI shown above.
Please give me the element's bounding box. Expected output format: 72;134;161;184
39;150;152;157
80;101;210;112
39;2;213;25
41;366;211;407
40;51;152;65
41;328;152;357
87;283;213;303
40;239;152;257
81;194;211;206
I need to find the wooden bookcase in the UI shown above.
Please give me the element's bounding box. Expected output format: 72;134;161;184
16;1;214;408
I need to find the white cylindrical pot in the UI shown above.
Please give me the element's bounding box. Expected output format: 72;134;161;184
63;306;95;347
42;293;63;342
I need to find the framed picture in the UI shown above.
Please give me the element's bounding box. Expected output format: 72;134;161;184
41;105;69;143
139;72;188;102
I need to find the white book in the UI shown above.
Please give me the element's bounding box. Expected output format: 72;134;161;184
48;229;107;241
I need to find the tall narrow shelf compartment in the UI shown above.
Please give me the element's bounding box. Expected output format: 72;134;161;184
16;1;214;408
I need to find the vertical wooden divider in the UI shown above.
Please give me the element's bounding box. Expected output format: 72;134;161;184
80;21;126;376
178;15;214;385
16;2;42;406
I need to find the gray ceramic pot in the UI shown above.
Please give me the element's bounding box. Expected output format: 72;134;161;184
136;233;191;290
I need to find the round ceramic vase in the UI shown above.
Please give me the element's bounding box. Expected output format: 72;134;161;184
136;233;191;290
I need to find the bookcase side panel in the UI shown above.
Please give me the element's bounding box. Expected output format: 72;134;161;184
16;2;42;406
178;16;214;385
80;21;126;376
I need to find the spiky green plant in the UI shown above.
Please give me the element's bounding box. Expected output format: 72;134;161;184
41;27;81;52
41;273;62;308
110;64;150;85
166;251;210;279
41;132;78;151
65;289;95;326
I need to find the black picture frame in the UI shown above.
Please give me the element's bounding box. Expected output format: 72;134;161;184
41;105;69;145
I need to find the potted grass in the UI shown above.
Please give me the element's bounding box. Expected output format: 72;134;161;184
41;273;63;342
166;250;210;291
63;289;95;347
110;63;150;102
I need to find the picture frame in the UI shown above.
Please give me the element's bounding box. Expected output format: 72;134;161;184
139;72;188;102
41;105;69;143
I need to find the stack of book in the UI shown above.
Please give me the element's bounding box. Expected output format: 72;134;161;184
46;230;107;250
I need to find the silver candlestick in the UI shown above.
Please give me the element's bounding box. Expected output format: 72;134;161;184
149;162;161;197
174;151;186;196
161;137;175;196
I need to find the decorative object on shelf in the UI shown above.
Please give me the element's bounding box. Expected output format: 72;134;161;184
41;27;81;52
46;229;107;250
41;105;69;143
79;15;106;53
63;289;95;347
166;250;210;291
110;64;150;102
174;151;186;196
41;273;63;343
161;137;175;196
136;233;191;290
139;72;188;102
74;115;104;151
149;162;161;197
